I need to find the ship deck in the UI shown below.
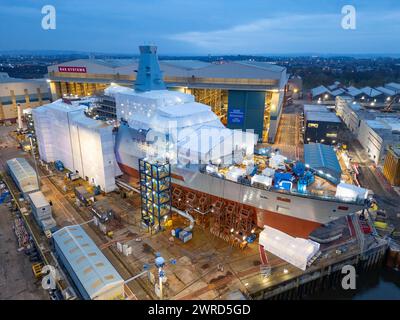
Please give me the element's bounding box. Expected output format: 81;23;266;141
198;154;364;206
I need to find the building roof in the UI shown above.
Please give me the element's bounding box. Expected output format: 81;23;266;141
330;88;346;97
303;104;329;113
306;111;341;123
188;61;285;81
304;143;341;175
53;225;123;299
346;86;363;97
6;158;38;193
385;82;400;90
360;87;382;98
311;85;330;97
88;59;136;68
49;59;286;83
349;102;363;111
28;191;49;208
376;86;396;96
377;117;400;132
162;60;211;70
34;99;87;114
0;73;48;85
365;119;391;131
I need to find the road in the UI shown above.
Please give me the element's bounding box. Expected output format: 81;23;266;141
346;135;400;229
264;103;303;160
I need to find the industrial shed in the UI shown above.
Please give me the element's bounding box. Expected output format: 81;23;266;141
304;143;342;184
6;157;39;194
53;225;124;300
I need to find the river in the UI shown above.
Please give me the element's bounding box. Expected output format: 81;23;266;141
308;267;400;300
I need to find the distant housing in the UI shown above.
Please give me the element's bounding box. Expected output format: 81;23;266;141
311;81;400;105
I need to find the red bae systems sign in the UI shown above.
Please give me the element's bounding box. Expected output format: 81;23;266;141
58;66;87;73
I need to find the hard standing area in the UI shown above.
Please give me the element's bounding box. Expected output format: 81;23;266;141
0;203;48;300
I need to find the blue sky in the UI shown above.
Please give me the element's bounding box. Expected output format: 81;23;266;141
0;0;399;55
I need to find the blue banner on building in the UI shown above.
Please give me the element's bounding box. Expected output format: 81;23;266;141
228;108;244;125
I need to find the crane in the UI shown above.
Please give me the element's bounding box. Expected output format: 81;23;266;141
382;94;400;113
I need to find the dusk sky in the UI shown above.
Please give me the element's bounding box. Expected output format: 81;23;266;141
1;0;399;55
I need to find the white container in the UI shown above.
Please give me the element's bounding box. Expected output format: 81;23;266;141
29;191;52;220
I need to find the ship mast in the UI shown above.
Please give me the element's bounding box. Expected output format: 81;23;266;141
134;45;166;92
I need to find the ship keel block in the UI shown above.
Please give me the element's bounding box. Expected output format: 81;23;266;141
256;209;321;238
118;162;140;178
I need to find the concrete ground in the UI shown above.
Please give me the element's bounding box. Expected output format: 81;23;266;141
0;203;48;300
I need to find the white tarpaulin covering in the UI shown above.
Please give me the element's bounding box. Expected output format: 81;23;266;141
32;100;122;192
107;85;257;164
251;174;272;187
262;167;275;177
269;154;286;169
335;182;368;202
225;167;246;182
259;226;320;271
206;164;218;174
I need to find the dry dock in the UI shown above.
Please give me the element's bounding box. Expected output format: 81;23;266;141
1;159;389;300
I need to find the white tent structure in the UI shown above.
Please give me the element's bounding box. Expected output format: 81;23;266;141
251;174;272;187
335;182;368;202
259;226;320;271
225;167;246;182
32;100;122;192
6;158;39;194
269;154;286;170
262;167;275;177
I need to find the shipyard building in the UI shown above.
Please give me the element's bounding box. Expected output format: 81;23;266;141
47;58;288;143
335;96;400;165
303;104;341;145
53;225;124;300
0;72;51;123
383;146;400;186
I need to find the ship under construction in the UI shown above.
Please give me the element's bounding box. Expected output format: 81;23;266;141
33;45;370;242
107;46;369;238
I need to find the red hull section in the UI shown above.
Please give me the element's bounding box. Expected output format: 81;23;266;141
118;162;321;238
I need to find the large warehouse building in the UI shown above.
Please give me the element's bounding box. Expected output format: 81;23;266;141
47;57;288;143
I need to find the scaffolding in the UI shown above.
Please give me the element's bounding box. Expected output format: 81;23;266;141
139;158;171;230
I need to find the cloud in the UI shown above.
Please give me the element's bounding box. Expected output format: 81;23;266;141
168;14;339;52
168;10;400;54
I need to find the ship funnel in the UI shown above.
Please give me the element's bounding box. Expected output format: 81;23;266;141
134;45;166;92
